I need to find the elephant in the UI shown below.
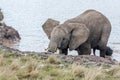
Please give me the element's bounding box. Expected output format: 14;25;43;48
0;9;4;21
46;9;112;57
42;18;113;56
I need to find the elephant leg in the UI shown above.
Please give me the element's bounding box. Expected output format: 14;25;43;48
93;48;96;56
59;48;68;55
95;44;106;57
99;49;106;57
97;42;107;58
77;43;91;55
97;43;106;57
98;24;111;57
94;46;113;57
76;48;81;55
93;46;99;56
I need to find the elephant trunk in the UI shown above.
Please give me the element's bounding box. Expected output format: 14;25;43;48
47;26;66;53
48;40;57;53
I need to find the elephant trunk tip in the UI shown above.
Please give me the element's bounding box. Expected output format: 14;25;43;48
47;49;55;54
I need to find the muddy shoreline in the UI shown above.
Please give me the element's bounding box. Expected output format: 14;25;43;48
0;45;119;68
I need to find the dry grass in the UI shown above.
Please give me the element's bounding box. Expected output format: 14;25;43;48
71;63;106;80
71;63;86;78
0;50;120;80
106;65;120;78
46;55;61;64
84;67;105;80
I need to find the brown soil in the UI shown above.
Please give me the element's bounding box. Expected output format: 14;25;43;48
0;45;118;68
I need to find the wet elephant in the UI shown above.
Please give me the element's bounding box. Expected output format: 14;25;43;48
46;10;112;57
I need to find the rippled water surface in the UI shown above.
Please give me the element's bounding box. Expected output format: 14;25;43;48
0;0;120;61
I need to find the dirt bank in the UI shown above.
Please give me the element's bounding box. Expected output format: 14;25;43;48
0;45;118;68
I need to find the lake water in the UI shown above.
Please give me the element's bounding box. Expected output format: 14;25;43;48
0;0;120;61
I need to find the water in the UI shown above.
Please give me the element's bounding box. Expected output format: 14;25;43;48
0;0;120;61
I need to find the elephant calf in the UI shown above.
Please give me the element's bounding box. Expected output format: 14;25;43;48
43;9;112;57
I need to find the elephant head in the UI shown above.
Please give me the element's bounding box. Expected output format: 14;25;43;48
0;9;4;21
42;18;69;54
48;23;90;53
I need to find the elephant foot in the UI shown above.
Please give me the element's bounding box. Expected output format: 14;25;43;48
59;49;68;55
100;50;106;58
106;47;113;56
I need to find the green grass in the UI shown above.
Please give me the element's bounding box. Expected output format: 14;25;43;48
0;49;120;80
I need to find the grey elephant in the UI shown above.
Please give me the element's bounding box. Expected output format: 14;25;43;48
0;9;4;21
43;10;112;57
42;18;112;57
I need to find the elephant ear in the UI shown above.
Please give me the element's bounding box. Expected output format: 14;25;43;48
68;23;89;50
42;18;60;39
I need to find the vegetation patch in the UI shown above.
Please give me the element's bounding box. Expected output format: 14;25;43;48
0;49;120;80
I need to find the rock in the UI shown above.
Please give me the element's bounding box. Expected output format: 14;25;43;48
0;22;21;44
42;18;60;39
0;9;4;21
0;45;118;67
0;9;20;45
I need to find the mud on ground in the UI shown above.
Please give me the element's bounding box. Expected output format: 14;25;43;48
0;45;119;68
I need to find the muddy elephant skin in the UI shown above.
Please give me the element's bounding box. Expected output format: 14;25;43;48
47;9;111;57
